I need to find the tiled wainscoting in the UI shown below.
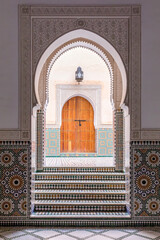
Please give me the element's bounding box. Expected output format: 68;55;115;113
0;142;30;219
131;142;160;220
0;141;160;226
45;128;113;157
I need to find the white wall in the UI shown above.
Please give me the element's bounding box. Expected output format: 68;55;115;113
0;0;160;129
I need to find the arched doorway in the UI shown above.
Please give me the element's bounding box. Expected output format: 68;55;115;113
61;96;95;153
34;33;129;170
31;28;130;219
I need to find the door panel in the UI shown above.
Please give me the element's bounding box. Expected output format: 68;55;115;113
61;96;95;152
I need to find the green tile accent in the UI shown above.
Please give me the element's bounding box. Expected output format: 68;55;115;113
45;128;60;156
45;128;113;157
98;128;113;156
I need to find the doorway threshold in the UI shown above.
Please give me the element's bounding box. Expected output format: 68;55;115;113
44;156;114;167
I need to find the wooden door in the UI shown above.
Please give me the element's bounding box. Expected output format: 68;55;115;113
61;96;95;152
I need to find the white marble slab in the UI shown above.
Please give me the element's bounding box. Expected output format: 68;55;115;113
45;156;114;167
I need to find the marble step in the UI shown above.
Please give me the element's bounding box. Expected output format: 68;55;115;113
33;200;127;205
42;167;116;173
34;180;126;183
34;204;126;212
34;181;125;190
34;189;126;201
34;173;125;181
31;211;130;218
34;189;126;193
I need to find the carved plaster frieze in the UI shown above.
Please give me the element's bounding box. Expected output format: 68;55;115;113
141;130;160;140
31;6;132;16
131;16;141;131
131;131;141;140
32;17;129;76
19;14;31;133
38;62;48;108
113;61;122;109
0;131;21;140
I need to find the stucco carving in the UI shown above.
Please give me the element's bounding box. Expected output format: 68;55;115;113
32;17;129;76
20;14;31;132
113;61;122;109
131;16;141;132
141;130;160;140
36;37;124;115
38;39;114;109
0;131;21;140
31;6;131;16
26;5;141;141
0;5;143;140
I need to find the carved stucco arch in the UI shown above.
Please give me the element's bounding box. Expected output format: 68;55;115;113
34;29;127;110
34;29;129;171
46;42;113;110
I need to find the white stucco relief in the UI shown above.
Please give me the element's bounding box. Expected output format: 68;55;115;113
34;29;127;109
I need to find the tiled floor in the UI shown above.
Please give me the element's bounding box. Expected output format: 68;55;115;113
0;227;160;240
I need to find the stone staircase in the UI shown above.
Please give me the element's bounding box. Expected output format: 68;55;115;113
31;167;130;218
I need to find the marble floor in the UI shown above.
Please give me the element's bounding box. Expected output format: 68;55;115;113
45;157;114;167
0;227;160;240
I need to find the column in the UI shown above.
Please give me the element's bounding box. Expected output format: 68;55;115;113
37;109;45;171
114;109;124;171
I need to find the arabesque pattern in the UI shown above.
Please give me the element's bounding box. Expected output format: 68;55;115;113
0;142;30;218
132;143;160;219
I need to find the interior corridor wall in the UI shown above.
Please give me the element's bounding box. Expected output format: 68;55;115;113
0;0;160;128
0;3;160;226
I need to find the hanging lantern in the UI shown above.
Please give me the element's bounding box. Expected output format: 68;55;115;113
75;66;83;83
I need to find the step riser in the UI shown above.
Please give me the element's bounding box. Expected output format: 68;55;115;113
43;168;115;173
35;176;125;181
35;184;125;190
34;205;126;212
31;212;130;218
35;194;125;201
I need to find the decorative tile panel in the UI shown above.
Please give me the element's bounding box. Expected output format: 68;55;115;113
37;110;44;170
98;128;113;157
114;110;123;171
45;128;113;157
0;142;30;218
131;142;160;220
45;128;60;156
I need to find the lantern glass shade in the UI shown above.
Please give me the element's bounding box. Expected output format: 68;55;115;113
75;67;83;82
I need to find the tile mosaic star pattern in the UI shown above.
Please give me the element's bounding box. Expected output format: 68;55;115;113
0;227;160;240
132;146;160;218
0;143;30;218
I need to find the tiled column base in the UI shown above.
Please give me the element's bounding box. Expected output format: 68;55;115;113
37;110;45;171
114;110;124;171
